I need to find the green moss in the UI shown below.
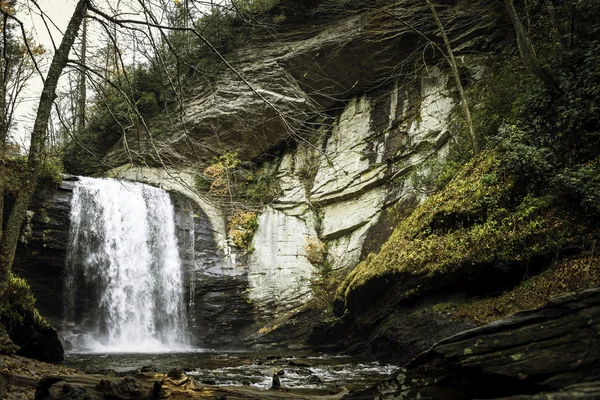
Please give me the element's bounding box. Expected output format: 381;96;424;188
452;253;600;324
337;151;580;304
0;274;49;331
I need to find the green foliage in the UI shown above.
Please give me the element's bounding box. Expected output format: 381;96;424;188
554;158;600;217
63;64;166;175
0;275;38;328
236;0;280;14
452;253;600;324
228;210;259;249
4;155;63;195
337;152;581;303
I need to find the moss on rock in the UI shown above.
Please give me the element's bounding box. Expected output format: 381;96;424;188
337;151;589;307
451;253;600;324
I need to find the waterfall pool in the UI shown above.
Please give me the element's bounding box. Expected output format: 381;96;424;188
64;351;398;394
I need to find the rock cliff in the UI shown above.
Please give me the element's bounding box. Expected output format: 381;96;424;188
347;287;600;399
16;0;509;349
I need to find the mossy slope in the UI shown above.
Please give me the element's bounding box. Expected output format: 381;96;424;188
336;151;594;316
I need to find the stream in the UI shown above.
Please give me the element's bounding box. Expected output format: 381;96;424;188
64;351;398;394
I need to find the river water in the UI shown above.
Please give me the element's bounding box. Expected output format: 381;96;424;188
64;351;397;393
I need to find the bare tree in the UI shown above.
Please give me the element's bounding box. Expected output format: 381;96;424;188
0;0;87;298
425;0;479;154
504;0;556;87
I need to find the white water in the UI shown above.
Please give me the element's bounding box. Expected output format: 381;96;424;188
64;177;189;353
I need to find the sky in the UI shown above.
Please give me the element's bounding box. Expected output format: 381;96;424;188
12;0;227;149
13;0;77;148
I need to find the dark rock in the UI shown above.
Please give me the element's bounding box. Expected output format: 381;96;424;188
214;396;227;400
13;182;74;324
88;369;117;376
0;323;19;355
241;380;252;386
59;384;91;399
35;377;64;399
170;194;256;349
307;375;322;384
276;369;285;376
140;365;157;373
96;377;141;399
116;370;138;377
149;381;165;399
346;287;600;399
200;379;216;385
288;360;311;368
0;374;8;399
270;374;281;390
166;368;185;380
8;317;64;362
60;174;79;182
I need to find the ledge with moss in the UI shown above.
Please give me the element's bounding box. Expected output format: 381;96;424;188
321;151;597;361
0;274;64;362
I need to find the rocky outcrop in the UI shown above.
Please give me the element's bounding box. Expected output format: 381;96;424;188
6;317;64;363
15;0;509;350
346;287;600;399
246;67;465;320
103;0;503;168
12;180;75;325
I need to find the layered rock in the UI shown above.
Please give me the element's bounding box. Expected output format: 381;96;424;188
347;287;600;399
12;180;75;325
246;67;460;320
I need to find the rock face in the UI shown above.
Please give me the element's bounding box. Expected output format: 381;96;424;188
346;287;600;400
16;1;507;349
7;316;64;362
12;180;75;325
245;68;461;320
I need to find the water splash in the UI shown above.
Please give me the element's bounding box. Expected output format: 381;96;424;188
64;177;188;352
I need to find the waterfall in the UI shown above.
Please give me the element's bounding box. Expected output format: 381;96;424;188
64;177;189;353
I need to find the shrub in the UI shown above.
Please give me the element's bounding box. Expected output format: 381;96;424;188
228;210;259;249
0;274;37;327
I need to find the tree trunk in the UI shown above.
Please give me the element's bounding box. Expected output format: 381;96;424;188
504;0;556;87
543;0;564;47
425;0;480;154
0;0;88;297
77;15;87;132
0;59;6;244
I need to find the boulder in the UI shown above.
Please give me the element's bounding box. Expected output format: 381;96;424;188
8;317;64;362
346;287;600;399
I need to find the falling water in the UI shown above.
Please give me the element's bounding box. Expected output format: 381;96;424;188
64;177;189;352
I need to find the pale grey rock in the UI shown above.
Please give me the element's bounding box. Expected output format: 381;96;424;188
247;207;318;319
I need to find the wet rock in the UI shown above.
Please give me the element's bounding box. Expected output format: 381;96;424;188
307;375;323;384
348;287;600;399
270;374;281;390
88;369;117;376
0;324;19;356
241;380;252;386
200;379;216;385
166;368;185;380
140;366;157;373
288;360;311;368
8;317;64;362
116;369;138;378
96;377;141;399
58;384;91;399
13;181;74;323
276;369;285;376
0;374;8;398
149;381;165;399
